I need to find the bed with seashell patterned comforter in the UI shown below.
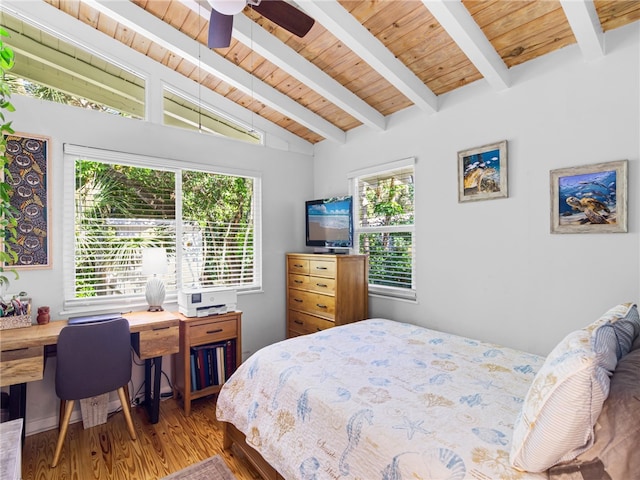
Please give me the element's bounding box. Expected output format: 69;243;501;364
216;318;548;480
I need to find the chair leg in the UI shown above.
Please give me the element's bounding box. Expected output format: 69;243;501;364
58;399;65;431
117;387;137;440
123;382;131;406
51;399;75;468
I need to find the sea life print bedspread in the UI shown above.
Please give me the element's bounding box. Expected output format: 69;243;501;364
216;319;547;480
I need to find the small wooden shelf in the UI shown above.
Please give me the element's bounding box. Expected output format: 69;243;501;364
172;311;242;416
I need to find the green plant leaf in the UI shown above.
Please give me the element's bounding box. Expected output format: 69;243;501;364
1;30;18;279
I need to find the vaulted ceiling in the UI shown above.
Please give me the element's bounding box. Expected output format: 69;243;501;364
3;1;640;147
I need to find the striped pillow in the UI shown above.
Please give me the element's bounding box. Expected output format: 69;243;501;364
510;303;639;472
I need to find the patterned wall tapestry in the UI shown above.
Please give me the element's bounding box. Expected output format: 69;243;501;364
4;133;51;268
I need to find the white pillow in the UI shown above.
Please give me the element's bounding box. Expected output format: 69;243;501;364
510;303;639;472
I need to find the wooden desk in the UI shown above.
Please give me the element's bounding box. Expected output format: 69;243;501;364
0;311;179;428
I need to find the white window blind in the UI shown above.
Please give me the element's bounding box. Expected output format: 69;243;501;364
63;145;261;311
350;158;416;300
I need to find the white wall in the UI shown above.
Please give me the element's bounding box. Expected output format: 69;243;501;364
313;23;640;357
6;94;313;434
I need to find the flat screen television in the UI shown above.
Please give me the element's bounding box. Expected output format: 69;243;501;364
305;196;353;250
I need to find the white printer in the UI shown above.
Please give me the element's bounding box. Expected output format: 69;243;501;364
178;287;237;317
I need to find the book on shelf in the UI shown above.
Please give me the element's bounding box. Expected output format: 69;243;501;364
190;354;197;391
189;339;236;392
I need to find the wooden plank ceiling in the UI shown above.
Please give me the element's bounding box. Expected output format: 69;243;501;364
37;0;640;145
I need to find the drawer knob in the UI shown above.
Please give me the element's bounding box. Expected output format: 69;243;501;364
207;328;223;334
294;280;303;284
316;283;327;288
315;266;327;270
294;264;304;267
316;304;327;309
294;299;303;303
294;320;303;325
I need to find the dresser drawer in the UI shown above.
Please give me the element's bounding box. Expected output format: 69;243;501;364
0;346;44;387
307;276;335;295
288;310;334;335
132;326;179;360
189;319;237;346
309;259;336;278
288;273;309;289
287;257;309;275
288;289;335;319
289;273;335;295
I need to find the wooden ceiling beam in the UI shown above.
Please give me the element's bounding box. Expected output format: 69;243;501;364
85;0;346;143
230;14;387;132
560;0;605;62
182;0;386;132
423;0;510;91
298;0;439;114
0;0;315;153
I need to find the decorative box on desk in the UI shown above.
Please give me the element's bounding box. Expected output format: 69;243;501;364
172;310;242;416
0;308;44;388
0;296;32;330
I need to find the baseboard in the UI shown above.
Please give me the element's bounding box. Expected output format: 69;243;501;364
25;386;173;436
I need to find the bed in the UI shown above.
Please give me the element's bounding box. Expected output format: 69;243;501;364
216;303;640;480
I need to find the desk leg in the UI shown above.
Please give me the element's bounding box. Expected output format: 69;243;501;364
8;383;26;420
143;357;162;424
8;383;26;445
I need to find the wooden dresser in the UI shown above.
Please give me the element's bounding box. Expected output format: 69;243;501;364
286;253;368;337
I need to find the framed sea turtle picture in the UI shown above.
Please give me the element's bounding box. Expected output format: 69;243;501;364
457;140;508;202
550;160;628;234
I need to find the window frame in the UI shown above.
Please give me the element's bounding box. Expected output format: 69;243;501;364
62;144;262;313
350;157;416;301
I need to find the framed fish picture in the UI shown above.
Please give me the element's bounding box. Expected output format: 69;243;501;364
457;140;508;202
550;160;628;234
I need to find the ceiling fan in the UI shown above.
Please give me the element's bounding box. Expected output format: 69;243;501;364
207;0;315;49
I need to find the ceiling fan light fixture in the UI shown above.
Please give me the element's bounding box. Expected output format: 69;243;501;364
208;0;246;16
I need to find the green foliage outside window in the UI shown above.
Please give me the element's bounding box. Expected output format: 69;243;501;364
357;167;414;291
360;232;413;289
75;160;255;298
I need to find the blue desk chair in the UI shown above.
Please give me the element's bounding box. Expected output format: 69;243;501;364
51;317;137;467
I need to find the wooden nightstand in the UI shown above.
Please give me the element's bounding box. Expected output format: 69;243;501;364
172;311;242;416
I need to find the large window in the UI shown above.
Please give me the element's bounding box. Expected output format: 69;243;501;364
351;158;415;300
63;145;261;311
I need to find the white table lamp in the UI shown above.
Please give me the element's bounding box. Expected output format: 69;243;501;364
141;248;168;312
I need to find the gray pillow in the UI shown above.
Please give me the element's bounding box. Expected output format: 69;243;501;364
548;344;640;479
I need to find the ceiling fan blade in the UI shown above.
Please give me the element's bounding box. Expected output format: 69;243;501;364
253;0;314;38
208;8;234;48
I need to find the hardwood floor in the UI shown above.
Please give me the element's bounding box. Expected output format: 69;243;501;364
21;397;261;480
